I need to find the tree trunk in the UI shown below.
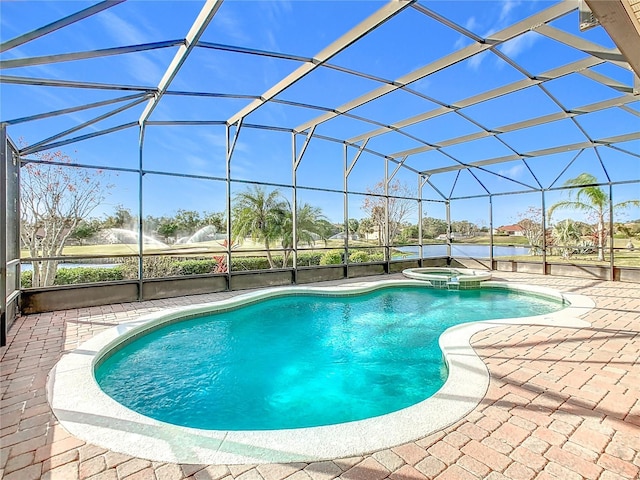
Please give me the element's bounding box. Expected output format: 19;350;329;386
282;250;291;268
264;239;275;269
43;260;59;286
597;219;605;262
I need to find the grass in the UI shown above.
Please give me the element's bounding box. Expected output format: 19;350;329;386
460;235;529;245
496;252;640;267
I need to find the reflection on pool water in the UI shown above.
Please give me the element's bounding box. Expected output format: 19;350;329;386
95;286;563;430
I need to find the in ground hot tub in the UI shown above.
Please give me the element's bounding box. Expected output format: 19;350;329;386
402;267;491;289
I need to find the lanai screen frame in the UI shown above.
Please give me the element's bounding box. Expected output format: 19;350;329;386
1;0;639;333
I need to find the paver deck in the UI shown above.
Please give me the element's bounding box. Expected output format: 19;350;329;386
1;272;639;480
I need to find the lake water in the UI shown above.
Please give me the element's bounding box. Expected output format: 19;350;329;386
397;244;529;258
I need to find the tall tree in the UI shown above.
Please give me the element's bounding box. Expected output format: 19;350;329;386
20;150;111;287
422;217;447;240
174;209;202;236
231;186;287;268
280;203;329;267
516;207;544;256
347;218;359;238
70;219;101;246
358;218;374;240
202;211;225;233
103;205;133;229
157;221;179;242
361;180;416;246
548;173;640;261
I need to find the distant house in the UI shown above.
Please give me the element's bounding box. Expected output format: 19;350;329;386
494;224;525;236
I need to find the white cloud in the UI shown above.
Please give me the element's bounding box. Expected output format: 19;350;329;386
184;153;208;170
98;10;149;46
211;9;252;45
453;36;468;50
500;31;539;58
124;53;167;86
96;10;166;85
499;0;521;23
467;52;485;71
265;29;280;54
498;163;525;179
465;16;479;32
260;0;293;23
411;77;430;92
453;17;479;51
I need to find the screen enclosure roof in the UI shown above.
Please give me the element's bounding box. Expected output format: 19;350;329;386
1;0;639;199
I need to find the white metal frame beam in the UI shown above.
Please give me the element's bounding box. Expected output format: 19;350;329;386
4;92;151;125
0;40;184;70
295;0;577;133
226;0;415;126
138;0;224;125
347;57;601;145
535;24;628;67
0;75;153;92
0;0;125;53
421;131;640;176
389;93;637;158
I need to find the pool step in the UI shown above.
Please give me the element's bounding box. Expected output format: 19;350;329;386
447;277;460;290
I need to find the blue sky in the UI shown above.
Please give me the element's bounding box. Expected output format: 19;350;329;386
1;0;638;227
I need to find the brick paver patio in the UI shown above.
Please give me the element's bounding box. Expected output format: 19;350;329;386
1;272;639;480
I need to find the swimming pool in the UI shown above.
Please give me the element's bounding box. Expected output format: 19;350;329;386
95;286;561;431
48;279;594;464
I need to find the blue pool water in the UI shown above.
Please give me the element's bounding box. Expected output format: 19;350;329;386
95;287;562;430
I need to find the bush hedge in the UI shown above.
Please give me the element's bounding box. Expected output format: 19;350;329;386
19;250;385;287
319;250;344;265
21;267;125;288
348;251;370;263
21;252;336;288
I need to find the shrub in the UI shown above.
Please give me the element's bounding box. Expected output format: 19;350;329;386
173;259;218;275
319;250;344;265
230;256;274;271
119;256;177;279
54;266;124;285
295;252;323;266
21;270;32;288
20;266;124;288
19;251;348;287
348;251;370;263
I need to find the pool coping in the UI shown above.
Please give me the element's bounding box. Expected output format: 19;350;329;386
47;279;595;465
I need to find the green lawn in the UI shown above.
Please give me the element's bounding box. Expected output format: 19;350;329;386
495;252;640;267
460;235;529;245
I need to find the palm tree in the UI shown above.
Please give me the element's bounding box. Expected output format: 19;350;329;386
280;203;329;267
358;218;374;241
548;173;640;261
552;219;581;258
231;186;287;268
